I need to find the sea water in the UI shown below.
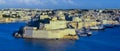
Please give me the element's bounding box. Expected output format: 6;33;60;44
0;22;120;51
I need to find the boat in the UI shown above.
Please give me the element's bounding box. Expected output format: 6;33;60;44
77;27;92;37
90;24;105;30
12;26;24;38
13;31;22;38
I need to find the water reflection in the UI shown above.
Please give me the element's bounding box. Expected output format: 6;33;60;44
24;39;76;51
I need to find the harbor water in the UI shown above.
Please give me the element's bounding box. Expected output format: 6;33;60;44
0;22;120;51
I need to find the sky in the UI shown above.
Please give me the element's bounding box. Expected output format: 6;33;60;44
0;0;120;9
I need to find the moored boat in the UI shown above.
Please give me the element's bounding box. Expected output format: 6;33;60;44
90;24;105;30
77;27;92;37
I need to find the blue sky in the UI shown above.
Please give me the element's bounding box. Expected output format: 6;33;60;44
0;0;120;9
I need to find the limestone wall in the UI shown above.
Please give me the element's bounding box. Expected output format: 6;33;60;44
40;15;49;20
23;27;37;38
32;30;49;38
45;21;67;30
23;29;33;38
70;21;100;29
103;20;114;24
24;28;76;39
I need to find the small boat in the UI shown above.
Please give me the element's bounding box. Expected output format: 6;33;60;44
77;27;92;37
90;24;105;30
13;26;24;38
13;31;22;38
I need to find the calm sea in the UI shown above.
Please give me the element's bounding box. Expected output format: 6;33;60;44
0;22;120;51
